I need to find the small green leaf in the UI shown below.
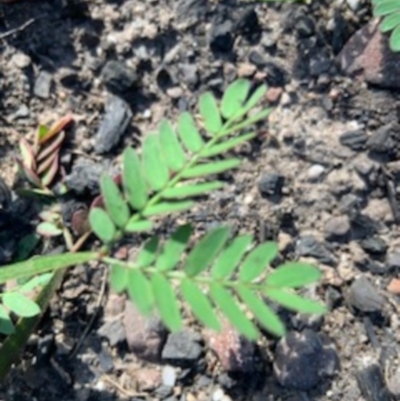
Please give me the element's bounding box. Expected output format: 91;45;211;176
221;79;251;119
212;235;253;280
125;219;153;233
0;304;14;335
181;278;220;330
127;269;154;315
265;288;327;314
199;92;222;134
374;0;400;16
162;182;223;199
237;286;285;337
19;273;52;293
239;242;278;282
89;208;116;243
380;12;400;32
151;272;182;332
123;147;148;210
36;222;63;237
3;292;41;317
265;262;321;288
390;24;400;51
159;120;186;172
100;175;130;229
110;264;128;293
185;226;231;277
142;133;170;191
240;84;267;116
222;109;271;138
137;236;159;268
210;283;259;340
143;201;194;216
156;224;192;271
182;159;241;179
177;112;204;152
202;133;257;158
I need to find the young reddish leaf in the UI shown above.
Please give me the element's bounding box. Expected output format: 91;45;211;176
90;195;105;210
41;154;59;187
37;150;58;174
71;209;90;236
38;114;73;145
19;138;36;171
36;131;65;162
15;158;42;188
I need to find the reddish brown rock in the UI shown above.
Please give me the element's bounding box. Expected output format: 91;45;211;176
338;19;400;89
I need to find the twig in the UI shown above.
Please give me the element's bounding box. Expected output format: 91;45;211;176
69;266;108;358
0;17;36;40
101;375;148;398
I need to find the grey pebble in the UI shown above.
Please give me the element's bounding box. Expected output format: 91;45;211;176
94;96;132;154
339;129;368;151
162;365;176;387
360;237;388;255
101;60;138;93
258;173;285;196
97;319;126;346
356;361;391;401
34;71;52;99
347;277;384;313
324;215;351;241
296;235;337;266
162;331;202;364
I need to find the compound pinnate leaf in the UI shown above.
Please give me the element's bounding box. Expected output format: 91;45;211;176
182;159;241;179
390;25;400;51
151;272;182;332
212;235;253;280
265;262;321;288
0;304;14;335
202;133;257;158
143;201;194;217
89;207;116;243
3;292;41;317
142;133;170;191
156;224;192;272
237;286;285;337
128;269;154;315
110;263;128;293
221;79;251;119
123;147;148;210
162;182;223;199
137;236;159;268
100;175;130;229
210;283;259;340
265;288;327;315
159;120;186;172
380;12;400;32
185;226;231;277
375;0;400;16
199;92;222;134
125;219;153;233
239;242;278;282
181;278;220;331
177;112;204;152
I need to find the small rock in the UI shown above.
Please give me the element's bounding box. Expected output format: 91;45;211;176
387;252;400;269
367;124;396;154
162;365;176;387
309;53;332;77
11;52;31;69
154;385;173;399
346;0;361;11
237;63;256;77
296;235;337;266
136;368;162;391
179;64;199;87
387;278;400;295
265;87;282;103
101;60;138;93
273;330;339;391
258;173;285;196
94;96;132;154
209;19;234;53
360;237;388;255
204;320;256;372
13;104;30;119
307;164;325;181
98;349;114;373
363;198;394;225
347;277;384;313
387;368;400;398
356;361;391;401
295;14;315;37
162;331;202;365
249;49;267;68
324;215;351;241
123;301;167;362
212;388;225;401
34;71;52;99
166;86;183;99
97;319;126;346
339;130;368;151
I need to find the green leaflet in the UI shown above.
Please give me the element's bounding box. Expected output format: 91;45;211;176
180;278;220;331
151;272;182;332
125;219;153;233
142;133;170;191
202;133;257;158
222;109;271;137
390;25;400;51
239;242;278;282
185;226;231;277
265;262;321;288
110;263;128;293
237;285;285;337
36;222;63;237
374;0;400;16
177;112;204;152
199;92;222;134
159;119;187;172
143;201;194;216
137;236;159;268
265;288;327;315
221;79;251;119
212;235;253;280
156;224;192;272
89;208;116;243
123;147;148;210
380;12;400;32
182;159;241;179
162;182;223;199
239;84;268;118
101;175;130;229
210;283;259;340
19;274;52;293
127;269;154;315
3;293;40;318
